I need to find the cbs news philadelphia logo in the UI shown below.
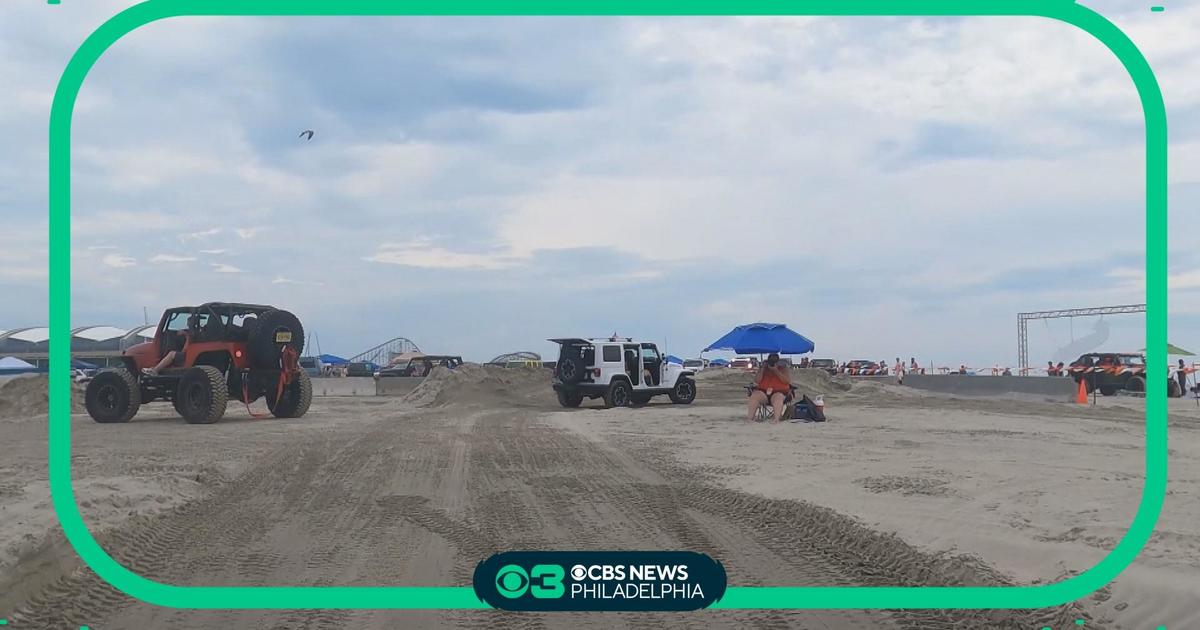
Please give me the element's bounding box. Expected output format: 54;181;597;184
475;551;726;611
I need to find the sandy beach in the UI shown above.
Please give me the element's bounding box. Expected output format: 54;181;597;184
1;368;1196;629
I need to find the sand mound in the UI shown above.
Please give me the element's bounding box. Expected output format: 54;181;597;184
0;376;86;418
403;364;555;408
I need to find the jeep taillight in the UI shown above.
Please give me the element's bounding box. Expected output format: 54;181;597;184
593;368;601;377
235;350;243;358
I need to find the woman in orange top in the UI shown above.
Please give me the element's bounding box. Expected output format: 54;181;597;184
747;352;792;423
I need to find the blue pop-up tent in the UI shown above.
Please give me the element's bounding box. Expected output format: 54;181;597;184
319;354;349;365
703;323;815;355
664;355;684;365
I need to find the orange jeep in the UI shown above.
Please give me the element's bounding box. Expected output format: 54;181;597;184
84;302;311;424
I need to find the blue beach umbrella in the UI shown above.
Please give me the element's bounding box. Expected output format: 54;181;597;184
703;323;815;355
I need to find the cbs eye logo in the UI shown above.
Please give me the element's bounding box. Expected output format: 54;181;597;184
495;564;565;599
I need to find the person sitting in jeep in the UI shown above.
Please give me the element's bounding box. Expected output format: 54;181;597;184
747;353;792;423
142;330;188;376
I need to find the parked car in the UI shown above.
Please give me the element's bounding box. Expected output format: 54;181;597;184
346;362;378;377
730;357;759;370
299;356;324;378
843;360;883;375
504;359;543;368
375;355;464;377
683;358;708;372
549;337;697;408
809;358;838;374
1068;352;1181;397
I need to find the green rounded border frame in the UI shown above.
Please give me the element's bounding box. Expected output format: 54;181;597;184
49;0;1167;611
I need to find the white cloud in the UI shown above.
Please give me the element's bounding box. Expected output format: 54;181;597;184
272;276;323;286
235;227;261;240
181;228;222;241
149;254;196;263
101;254;136;268
365;238;524;270
198;249;228;255
211;263;242;273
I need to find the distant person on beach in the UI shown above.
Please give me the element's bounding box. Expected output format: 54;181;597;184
1047;361;1057;376
894;358;905;384
1179;359;1189;395
1056;361;1065;376
747;352;792;423
909;357;919;375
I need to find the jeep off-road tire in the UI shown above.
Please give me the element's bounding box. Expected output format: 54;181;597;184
556;356;586;385
556;390;583;408
1099;385;1117;397
85;369;140;423
603;379;632;408
630;393;652;406
1125;376;1146;394
247;308;305;369
176;366;228;424
267;370;313;418
668;378;697;405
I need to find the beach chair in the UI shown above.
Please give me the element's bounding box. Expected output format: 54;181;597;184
744;383;799;421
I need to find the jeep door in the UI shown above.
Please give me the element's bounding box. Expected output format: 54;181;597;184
640;344;663;387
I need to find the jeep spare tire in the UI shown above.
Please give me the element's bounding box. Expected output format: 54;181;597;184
556;355;586;384
247;308;304;368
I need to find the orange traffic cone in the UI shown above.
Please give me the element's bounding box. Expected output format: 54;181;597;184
1076;378;1089;405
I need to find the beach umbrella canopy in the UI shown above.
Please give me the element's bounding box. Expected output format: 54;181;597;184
0;356;36;371
703;322;815;355
664;355;683;364
319;353;349;365
1139;344;1195;356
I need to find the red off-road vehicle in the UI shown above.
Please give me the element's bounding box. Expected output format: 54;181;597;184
84;303;311;424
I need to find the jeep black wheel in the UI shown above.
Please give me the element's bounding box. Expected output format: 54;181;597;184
177;366;228;424
604;379;632;408
556;390;583;408
1099;386;1117;396
1125;376;1146;394
247;309;305;369
556;356;586;384
267;370;313;418
668;378;696;405
85;369;140;423
630;393;652;406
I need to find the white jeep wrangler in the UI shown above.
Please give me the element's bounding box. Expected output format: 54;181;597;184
549;337;698;408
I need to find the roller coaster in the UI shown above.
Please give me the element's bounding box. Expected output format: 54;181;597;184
487;351;542;365
349;337;422;366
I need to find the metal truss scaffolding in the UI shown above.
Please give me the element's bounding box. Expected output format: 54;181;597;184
1017;304;1146;371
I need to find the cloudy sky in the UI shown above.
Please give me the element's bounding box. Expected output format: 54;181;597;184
1;1;1197;366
